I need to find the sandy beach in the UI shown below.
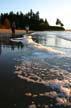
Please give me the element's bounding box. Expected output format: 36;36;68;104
0;29;27;33
0;29;33;38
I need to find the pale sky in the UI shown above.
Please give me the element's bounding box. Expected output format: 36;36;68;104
0;0;71;29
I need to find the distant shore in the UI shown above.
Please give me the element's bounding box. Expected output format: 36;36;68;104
0;29;33;34
0;29;31;33
65;29;71;31
0;29;33;38
0;28;71;38
0;28;66;34
1;28;70;34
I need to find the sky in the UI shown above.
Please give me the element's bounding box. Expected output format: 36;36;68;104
0;0;71;29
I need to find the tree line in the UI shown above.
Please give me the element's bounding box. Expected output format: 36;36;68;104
0;9;64;31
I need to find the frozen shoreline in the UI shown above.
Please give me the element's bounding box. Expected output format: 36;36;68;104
10;35;64;54
11;34;71;107
0;31;71;107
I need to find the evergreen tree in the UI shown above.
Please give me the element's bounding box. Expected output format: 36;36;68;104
0;10;64;30
44;18;49;26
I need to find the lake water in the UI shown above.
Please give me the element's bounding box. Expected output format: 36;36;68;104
0;31;71;108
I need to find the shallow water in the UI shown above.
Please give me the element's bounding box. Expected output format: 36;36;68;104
0;31;71;107
32;31;71;71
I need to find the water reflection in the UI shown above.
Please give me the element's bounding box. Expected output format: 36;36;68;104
32;32;71;49
0;37;24;55
0;43;1;55
9;41;24;50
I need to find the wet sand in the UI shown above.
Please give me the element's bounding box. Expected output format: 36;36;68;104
13;61;71;108
0;59;71;108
